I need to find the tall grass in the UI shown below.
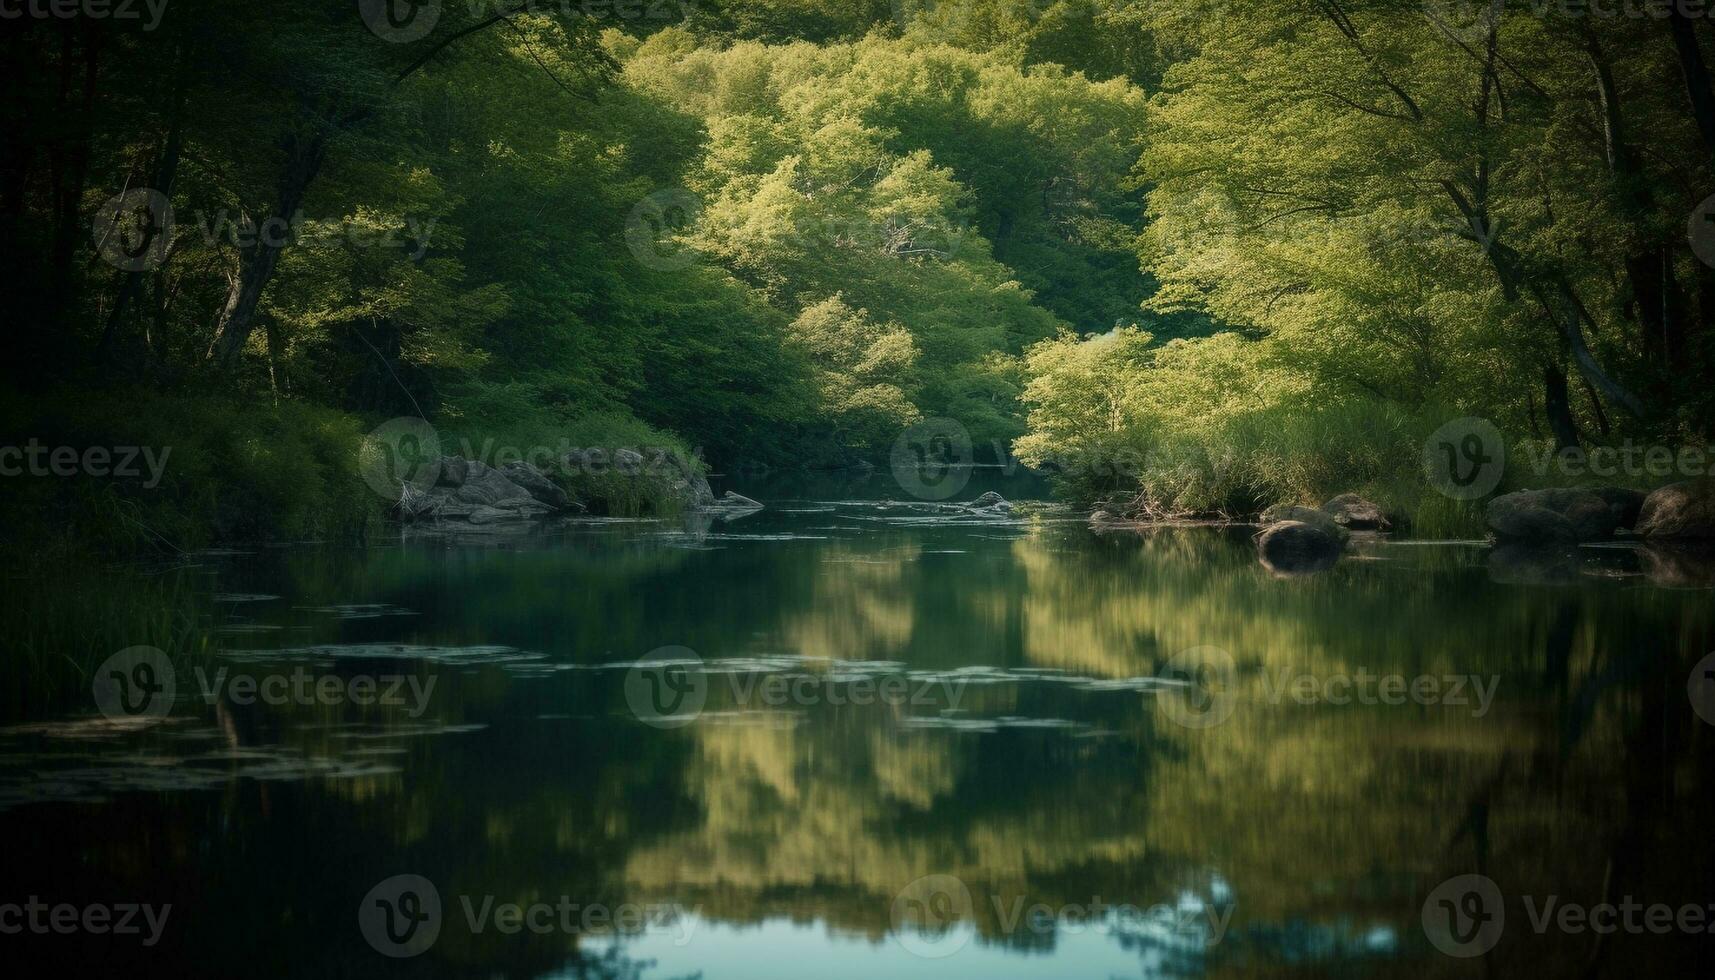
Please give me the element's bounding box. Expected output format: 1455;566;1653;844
1;561;213;718
1039;398;1625;538
0;387;378;558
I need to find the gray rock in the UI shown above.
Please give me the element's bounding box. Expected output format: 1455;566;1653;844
1635;479;1715;539
648;447;695;477
1257;520;1344;575
501;460;570;509
454;466;535;508
1487;500;1577;543
613;448;646;475
466;505;514;525
437;455;472;487
1487;488;1618;542
1321;493;1389;530
673;476;716;509
1260;503;1348;539
430;495;479;518
562;448;596;474
969;491;1011;511
718;491;763;510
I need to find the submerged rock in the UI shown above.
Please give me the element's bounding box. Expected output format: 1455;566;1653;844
1635;479;1715;539
1321;493;1389;530
1257;520;1344;575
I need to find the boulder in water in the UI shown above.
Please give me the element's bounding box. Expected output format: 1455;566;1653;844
1321;493;1389;530
1635;479;1715;539
1261;503;1348;540
1486;488;1621;542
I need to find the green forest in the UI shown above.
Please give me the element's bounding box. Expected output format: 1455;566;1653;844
6;0;1714;548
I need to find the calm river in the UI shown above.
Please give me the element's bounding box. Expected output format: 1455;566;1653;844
3;475;1711;977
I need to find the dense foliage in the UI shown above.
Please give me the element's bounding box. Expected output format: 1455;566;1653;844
3;1;1713;540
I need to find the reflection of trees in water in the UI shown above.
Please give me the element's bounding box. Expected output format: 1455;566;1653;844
780;540;919;662
8;523;1712;976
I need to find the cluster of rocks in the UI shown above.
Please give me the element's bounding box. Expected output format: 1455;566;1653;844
1250;480;1715;580
396;450;762;525
1254;493;1389;575
1485;479;1714;543
1483;480;1715;586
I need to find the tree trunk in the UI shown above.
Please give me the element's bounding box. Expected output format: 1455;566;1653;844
1544;363;1579;452
100;66;186;359
1585;32;1682;370
1669;11;1715;165
207;130;328;369
46;24;100;328
1442;180;1648;419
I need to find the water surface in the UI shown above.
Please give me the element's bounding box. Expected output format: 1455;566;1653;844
4;483;1711;977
